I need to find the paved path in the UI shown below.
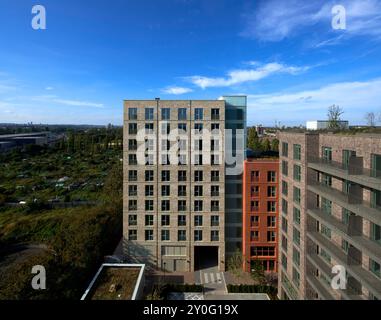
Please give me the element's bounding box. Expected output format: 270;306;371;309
196;266;227;295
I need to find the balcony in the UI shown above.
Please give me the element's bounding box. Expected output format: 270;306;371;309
307;208;381;266
307;181;381;226
308;157;381;191
307;231;381;299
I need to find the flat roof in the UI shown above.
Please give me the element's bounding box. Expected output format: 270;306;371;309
81;263;145;300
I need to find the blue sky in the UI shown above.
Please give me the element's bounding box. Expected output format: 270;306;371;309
0;0;381;126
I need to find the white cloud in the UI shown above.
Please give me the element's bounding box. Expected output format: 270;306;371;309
52;99;104;108
186;62;309;89
247;78;381;125
242;0;381;43
162;86;193;95
45;86;54;90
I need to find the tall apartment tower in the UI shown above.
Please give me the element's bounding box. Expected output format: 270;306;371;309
123;97;246;272
242;154;279;273
278;132;381;300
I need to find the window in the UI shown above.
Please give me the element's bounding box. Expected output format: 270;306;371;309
145;215;154;226
194;170;203;182
211;108;220;120
321;224;331;239
178;170;187;182
282;235;288;251
128;139;137;150
293;247;300;266
194;123;203;132
128;215;137;226
370;222;381;244
128;200;137;210
145;230;154;241
293;187;301;204
321;197;332;214
211;185;219;197
194;154;203;165
195;108;203;120
211;123;220;132
211;154;219;165
161;185;170;196
178;123;187;132
322;146;332;161
371;189;381;209
161;154;170;165
282;160;288;176
178;108;187;120
250;231;259;241
293;227;300;246
128;230;137;240
342;149;356;169
293;144;301;160
251;186;259;197
293;207;300;224
267;171;276;182
251;246;275;257
128;170;137;181
282;142;288;157
161;215;170;227
322;174;332;186
282;217;288;233
282;198;288;215
161;170;170;182
161;230;170;241
282;253;287;270
251;200;259;212
145;170;154;181
128;123;137;134
161;139;170;151
178;215;186;226
144;108;153;120
211;230;219;241
267;231;276;242
128;154;137;165
178;230;186;241
129;185;137;196
250;215;259;227
293;268;300;288
178;185;186;197
178;154;187;165
145;154;154;166
178;200;186;211
267;186;276;197
211;215;219;226
145;200;154;211
342;239;349;253
161;108;170;120
194;230;203;241
178;139;186;151
282;180;288;196
251;171;259;182
267;216;276;227
293;165;301;181
145;185;154;196
145;138;154;151
370;259;381;278
128;108;137;120
211;171;219;181
211;138;219;151
194;215;203;226
195;139;203;151
371;154;381;178
161;200;170;211
267;201;276;212
211;200;219;211
194;185;203;197
194;200;203;211
161;122;170;135
145;123;154;134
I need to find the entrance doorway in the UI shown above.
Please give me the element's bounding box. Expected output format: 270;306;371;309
194;246;218;271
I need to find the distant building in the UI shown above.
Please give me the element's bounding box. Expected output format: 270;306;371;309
243;150;279;273
255;125;264;137
306;120;349;131
0;132;59;152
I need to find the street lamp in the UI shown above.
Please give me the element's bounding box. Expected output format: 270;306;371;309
163;262;167;284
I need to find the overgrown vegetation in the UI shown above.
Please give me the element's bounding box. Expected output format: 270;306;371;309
227;284;278;300
0;127;123;299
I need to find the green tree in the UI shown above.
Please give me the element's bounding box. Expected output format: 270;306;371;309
250;259;266;285
327;105;344;130
262;139;271;152
271;139;279;152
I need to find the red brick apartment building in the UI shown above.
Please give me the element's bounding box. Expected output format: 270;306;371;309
243;154;279;273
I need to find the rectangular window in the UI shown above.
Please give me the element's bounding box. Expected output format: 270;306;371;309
267;231;276;242
145;170;154;182
145;185;154;196
211;215;219;226
145;230;154;241
128;123;137;134
128;230;137;240
128;108;137;120
282;160;288;176
250;230;259;241
194;170;203;182
178;123;187;132
178;108;187;120
282;142;288;157
161;200;170;211
322;146;332;161
178;230;186;241
145;108;154;120
342;149;356;169
194;215;203;226
194;230;203;241
178;170;187;182
161;185;170;196
251;170;260;182
251;200;259;212
293;268;300;288
267;216;276;227
211;200;219;211
178;215;186;226
128;200;137;211
211;108;220;120
282;198;288;215
194;185;203;197
211;185;219;197
194;200;203;211
282;180;288;196
251;246;275;257
251;186;259;197
293;187;301;204
267;186;276;197
145;123;154;134
211;230;219;241
282;217;288;233
251;215;259;227
321;224;331;239
161;108;170;120
128;154;137;165
293;207;300;224
145;200;154;211
128;139;137;150
370;259;381;278
211;170;219;182
161;122;170;135
194;108;203;120
293;144;301;160
178;185;186;197
161;170;170;182
128;170;137;182
293;165;301;181
161;215;170;226
371;154;381;178
211;154;220;165
267;171;276;182
267;201;276;212
145;215;154;226
293;227;300;246
129;185;137;196
128;215;137;226
161;230;170;241
370;222;381;244
211;123;220;131
194;123;203;132
293;247;300;266
194;154;203;165
321;197;332;215
178;200;186;211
